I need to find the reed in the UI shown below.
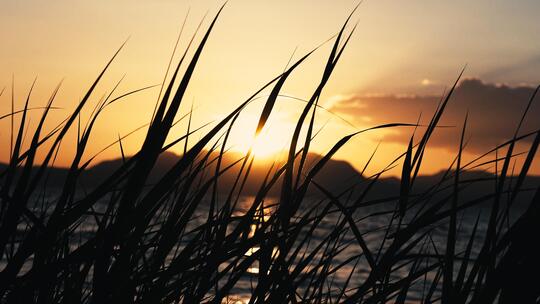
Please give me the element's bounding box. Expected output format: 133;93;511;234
0;4;539;303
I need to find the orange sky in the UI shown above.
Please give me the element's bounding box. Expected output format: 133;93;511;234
1;0;540;176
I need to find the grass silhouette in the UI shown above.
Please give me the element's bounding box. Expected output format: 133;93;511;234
1;4;540;303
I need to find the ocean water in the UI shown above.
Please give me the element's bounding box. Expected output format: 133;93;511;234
7;192;519;303
191;196;496;303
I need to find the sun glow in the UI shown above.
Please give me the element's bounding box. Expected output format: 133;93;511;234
228;113;292;159
234;130;287;159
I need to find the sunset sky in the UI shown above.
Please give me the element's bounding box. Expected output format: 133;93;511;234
1;0;540;176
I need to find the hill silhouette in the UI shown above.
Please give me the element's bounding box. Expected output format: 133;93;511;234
2;151;538;204
81;151;364;196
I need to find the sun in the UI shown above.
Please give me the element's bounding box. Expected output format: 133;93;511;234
251;133;285;158
232;129;287;159
228;113;291;159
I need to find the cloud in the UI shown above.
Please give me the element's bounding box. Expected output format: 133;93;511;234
330;79;540;153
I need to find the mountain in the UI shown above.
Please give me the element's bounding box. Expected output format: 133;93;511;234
1;152;539;205
81;151;364;196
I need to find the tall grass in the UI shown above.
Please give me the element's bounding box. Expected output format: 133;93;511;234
1;5;539;303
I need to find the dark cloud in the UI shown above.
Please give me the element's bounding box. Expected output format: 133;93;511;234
330;79;540;153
